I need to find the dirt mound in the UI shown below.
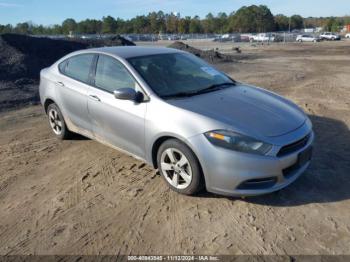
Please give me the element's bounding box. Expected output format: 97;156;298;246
0;34;85;81
0;34;135;111
0;34;135;81
169;41;235;63
77;35;136;47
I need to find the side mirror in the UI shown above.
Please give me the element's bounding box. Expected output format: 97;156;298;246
113;88;144;102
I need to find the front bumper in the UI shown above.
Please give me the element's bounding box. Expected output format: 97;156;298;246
188;130;314;197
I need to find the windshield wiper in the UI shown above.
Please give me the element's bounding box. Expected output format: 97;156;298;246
161;91;199;99
161;82;236;99
195;82;236;95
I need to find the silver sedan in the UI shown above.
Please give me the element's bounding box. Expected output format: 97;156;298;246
296;34;320;42
39;46;314;196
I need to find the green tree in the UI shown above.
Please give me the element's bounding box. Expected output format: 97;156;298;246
290;15;304;30
189;16;202;33
228;5;275;33
131;15;150;33
32;24;46;35
0;24;13;34
51;24;63;35
274;14;289;31
102;16;117;34
148;12;159;33
202;13;215;33
62;18;77;34
178;16;191;34
325;17;341;32
216;12;228;33
166;13;179;33
15;22;31;34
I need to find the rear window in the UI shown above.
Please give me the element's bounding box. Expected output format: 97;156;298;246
63;54;94;84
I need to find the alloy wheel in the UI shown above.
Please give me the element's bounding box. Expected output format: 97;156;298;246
48;108;63;135
160;148;192;189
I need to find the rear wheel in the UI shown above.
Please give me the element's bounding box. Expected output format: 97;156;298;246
157;139;204;195
47;103;72;140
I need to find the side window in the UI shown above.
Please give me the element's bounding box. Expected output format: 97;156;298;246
95;55;137;93
64;54;94;84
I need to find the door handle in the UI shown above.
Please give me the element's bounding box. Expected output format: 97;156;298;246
56;81;65;87
89;94;101;102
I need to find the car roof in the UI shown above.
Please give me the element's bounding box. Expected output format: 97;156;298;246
87;46;184;59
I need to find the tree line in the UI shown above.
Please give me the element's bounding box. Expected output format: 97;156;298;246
1;5;349;35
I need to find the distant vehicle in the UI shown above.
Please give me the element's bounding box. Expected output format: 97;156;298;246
213;34;240;42
158;35;168;40
39;46;313;197
180;35;188;40
250;33;276;42
213;34;229;42
123;36;133;42
296;35;320;43
80;35;98;40
240;34;252;42
168;35;180;41
345;33;350;39
320;32;341;41
136;35;157;42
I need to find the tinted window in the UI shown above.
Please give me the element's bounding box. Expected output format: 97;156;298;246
95;55;137;93
64;54;94;83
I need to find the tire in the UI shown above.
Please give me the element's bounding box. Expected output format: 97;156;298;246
298;39;302;43
47;103;73;140
157;139;204;195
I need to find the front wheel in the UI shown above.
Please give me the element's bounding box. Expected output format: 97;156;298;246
47;103;73;140
157;139;204;195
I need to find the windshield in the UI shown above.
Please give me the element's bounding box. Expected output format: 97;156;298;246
128;53;235;98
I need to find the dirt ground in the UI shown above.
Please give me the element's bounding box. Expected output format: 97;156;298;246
0;40;350;255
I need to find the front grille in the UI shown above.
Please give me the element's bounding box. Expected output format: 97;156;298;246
283;146;312;179
237;177;277;190
277;134;310;157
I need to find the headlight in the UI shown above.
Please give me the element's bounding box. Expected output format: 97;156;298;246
204;130;272;155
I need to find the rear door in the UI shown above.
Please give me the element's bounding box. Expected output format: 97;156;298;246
87;54;147;158
56;54;95;134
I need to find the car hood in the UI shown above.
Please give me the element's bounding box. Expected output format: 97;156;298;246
168;84;306;138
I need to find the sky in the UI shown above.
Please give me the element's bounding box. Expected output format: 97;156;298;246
0;0;349;25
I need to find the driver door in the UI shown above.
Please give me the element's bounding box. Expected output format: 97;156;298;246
87;54;147;158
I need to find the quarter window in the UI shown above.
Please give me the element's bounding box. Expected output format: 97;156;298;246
95;55;137;93
64;54;94;84
58;60;67;73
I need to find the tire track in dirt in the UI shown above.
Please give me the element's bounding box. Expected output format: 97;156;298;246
1;42;350;255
